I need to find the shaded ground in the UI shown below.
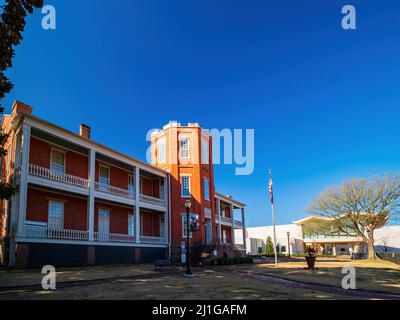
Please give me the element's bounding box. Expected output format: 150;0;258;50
0;259;399;300
0;268;358;300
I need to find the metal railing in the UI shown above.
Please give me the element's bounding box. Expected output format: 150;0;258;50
94;181;135;199
25;224;89;241
29;164;90;189
139;194;166;206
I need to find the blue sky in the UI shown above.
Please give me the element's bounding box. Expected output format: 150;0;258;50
3;0;400;227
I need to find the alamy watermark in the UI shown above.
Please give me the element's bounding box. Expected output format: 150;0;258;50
41;5;56;30
341;266;356;290
41;265;56;290
342;5;356;30
146;127;255;176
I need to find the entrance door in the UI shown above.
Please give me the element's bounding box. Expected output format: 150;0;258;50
98;209;110;241
205;219;212;245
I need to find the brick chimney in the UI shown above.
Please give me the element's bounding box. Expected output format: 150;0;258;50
79;124;91;139
12;101;33;116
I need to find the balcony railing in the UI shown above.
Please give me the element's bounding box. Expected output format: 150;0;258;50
140;194;166;207
234;219;244;227
215;214;232;224
140;236;166;244
29;164;90;189
94;232;135;243
94;182;135;199
25;224;89;241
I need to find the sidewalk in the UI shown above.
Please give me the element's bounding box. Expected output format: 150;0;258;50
0;264;157;289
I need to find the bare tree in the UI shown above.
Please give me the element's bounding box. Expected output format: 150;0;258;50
308;175;400;260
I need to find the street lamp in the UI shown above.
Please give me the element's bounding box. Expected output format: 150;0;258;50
184;199;195;277
286;231;291;259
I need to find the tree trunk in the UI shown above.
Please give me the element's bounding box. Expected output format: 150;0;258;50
367;240;377;260
366;229;377;260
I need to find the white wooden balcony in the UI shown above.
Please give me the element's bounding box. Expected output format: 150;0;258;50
94;181;135;200
140;236;166;244
139;194;166;207
29;164;90;189
25;223;89;241
94;232;136;243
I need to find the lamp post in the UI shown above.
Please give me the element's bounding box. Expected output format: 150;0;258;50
286;231;291;259
184;199;195;277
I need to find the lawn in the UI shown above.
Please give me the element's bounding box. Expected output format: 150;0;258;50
241;258;400;295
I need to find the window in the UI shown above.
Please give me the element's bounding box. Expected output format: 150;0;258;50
202;141;209;164
159;180;165;200
158;140;166;163
128;214;135;236
160;216;165;238
6;145;11;174
128;175;134;193
179;138;190;159
182;215;192;239
204;178;210;200
221;208;226;217
222;229;228;243
181;176;191;198
51;149;65;174
280;246;286;253
99;165;110;187
48;201;64;230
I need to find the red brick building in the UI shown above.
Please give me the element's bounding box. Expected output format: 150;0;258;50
0;102;246;267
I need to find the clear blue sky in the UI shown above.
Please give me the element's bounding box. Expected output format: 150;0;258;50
3;0;400;227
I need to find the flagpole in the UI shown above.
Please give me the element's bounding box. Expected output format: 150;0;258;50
269;170;278;268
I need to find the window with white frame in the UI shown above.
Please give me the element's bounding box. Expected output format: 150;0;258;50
51;149;65;175
204;178;210;200
6;145;11;174
221;208;226;217
128;174;134;193
181;215;192;239
99;165;110;187
202;141;209;164
222;229;228;243
181;175;191;198
158;140;166;163
179;138;190;159
48;201;64;230
128;213;135;236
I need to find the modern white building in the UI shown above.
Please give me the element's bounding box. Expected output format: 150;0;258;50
236;220;400;256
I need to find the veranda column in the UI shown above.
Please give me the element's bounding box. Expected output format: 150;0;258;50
8;129;22;266
241;207;247;250
230;203;235;246
16;123;31;237
88;149;96;241
332;244;337;256
216;198;222;244
135;166;141;244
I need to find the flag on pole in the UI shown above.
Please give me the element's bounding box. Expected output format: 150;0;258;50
268;173;274;205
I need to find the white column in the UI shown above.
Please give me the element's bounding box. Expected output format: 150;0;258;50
230;204;235;246
88;150;95;241
241;207;246;250
332;244;337;256
135;166;141;244
16;123;31;237
216;198;222;244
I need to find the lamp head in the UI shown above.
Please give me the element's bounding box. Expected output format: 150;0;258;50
185;199;192;209
287;231;290;237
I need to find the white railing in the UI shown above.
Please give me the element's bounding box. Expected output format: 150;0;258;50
140;194;166;206
95;182;135;199
140;236;166;244
29;164;90;189
25;224;89;241
94;232;136;243
234;219;244;227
